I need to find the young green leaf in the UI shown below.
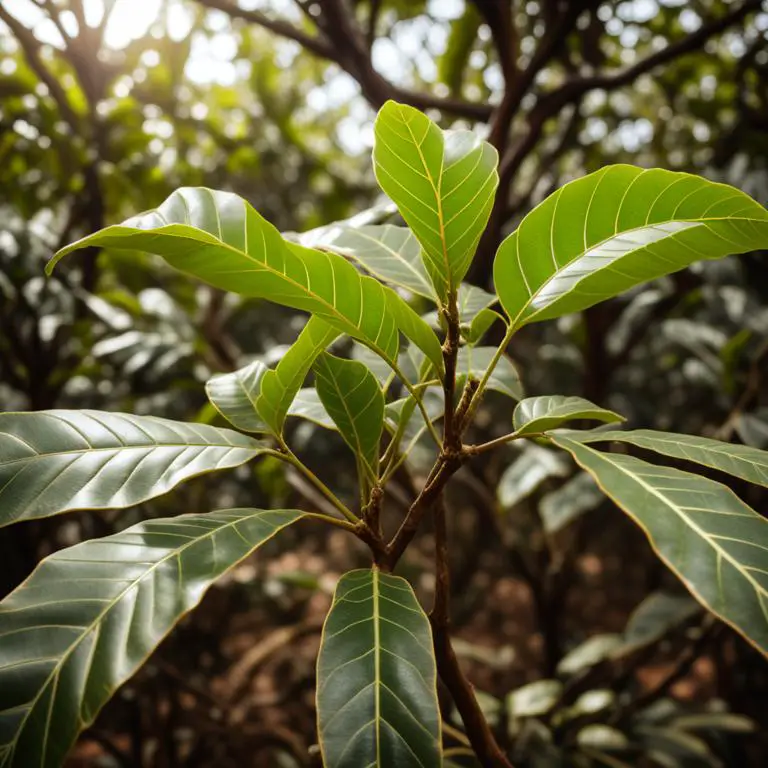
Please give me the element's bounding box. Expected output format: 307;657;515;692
457;346;524;400
463;307;503;345
314;354;385;480
551;435;768;656
206;360;269;433
513;396;624;436
0;411;265;528
560;428;768;489
0;508;303;768
256;316;340;436
49;187;444;368
494;165;768;329
288;388;335;430
373;100;499;301
316;569;442;768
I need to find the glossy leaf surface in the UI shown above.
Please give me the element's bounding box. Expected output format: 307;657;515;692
302;223;434;298
373;100;498;300
206;360;269;433
314;354;385;479
513;396;624;436
552;435;768;656
563;428;768;489
457;346;523;400
494;165;768;328
317;569;442;767
0;508;303;767
0;411;264;527
50;187;443;368
257;316;339;436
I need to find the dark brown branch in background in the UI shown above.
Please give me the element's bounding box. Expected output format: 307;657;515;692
196;0;493;121
0;6;81;132
470;0;760;284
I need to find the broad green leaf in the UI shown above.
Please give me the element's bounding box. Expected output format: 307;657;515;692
301;223;435;298
314;354;385;479
373;101;499;300
458;346;523;400
539;472;603;533
0;411;264;528
507;680;562;718
671;714;755;734
622;592;699;650
316;569;442;768
50;187;442;370
386;290;445;376
385;388;444;459
206;360;269;432
288;388;335;430
551;435;768;656
561;428;768;489
0;508;303;767
256;316;339;436
513;396;624;436
557;634;623;676
463;307;503;345
498;444;570;509
494;165;768;329
457;283;498;322
207;363;335;433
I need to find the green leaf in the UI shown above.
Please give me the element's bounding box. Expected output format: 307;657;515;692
206;363;335;434
256;316;339;436
507;680;562;718
0;411;264;528
288;388;335;430
551;435;768;656
557;634;623;676
314;354;385;480
386;290;445;376
206;360;269;433
50;187;442;369
513;396;624;436
539;472;603;534
671;714;755;734
302;223;435;299
0;508;303;767
457;283;498;322
622;592;699;650
494;165;768;329
373;101;499;301
458;346;523;400
463;307;503;345
498;444;570;509
385;388;444;460
316;569;442;768
561;428;768;489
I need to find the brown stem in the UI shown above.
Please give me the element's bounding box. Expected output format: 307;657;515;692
432;622;515;768
428;495;513;767
195;0;492;121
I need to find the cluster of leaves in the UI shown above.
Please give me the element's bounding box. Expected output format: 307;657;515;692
1;100;767;768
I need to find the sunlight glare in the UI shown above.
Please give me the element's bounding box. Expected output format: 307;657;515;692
84;0;163;49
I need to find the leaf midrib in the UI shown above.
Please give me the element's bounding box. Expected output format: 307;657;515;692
515;214;767;327
0;442;255;470
399;111;451;296
95;219;398;364
338;229;434;299
593;432;768;479
2;511;292;761
568;440;768;606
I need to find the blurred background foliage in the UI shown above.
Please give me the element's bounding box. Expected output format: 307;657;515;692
1;0;767;766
